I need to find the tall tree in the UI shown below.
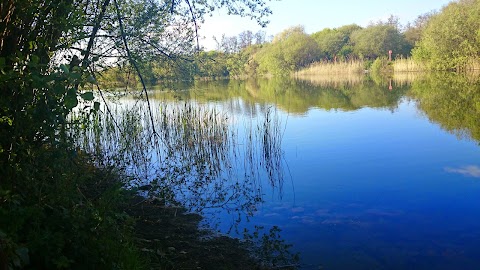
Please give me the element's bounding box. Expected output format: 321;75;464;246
312;24;361;60
256;26;320;75
404;12;436;47
350;23;410;59
413;0;480;70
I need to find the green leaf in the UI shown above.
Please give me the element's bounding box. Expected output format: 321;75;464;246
69;72;81;80
31;55;40;64
65;88;78;110
60;64;69;74
54;83;66;95
28;41;36;50
80;92;94;101
87;74;97;84
94;101;100;111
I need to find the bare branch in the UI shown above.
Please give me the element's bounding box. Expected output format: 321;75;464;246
184;0;200;52
113;0;158;136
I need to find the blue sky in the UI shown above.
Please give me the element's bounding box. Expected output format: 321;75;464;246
199;0;453;50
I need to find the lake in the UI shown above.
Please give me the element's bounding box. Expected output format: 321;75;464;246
83;73;480;269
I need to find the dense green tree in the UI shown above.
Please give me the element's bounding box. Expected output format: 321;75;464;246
194;51;230;78
311;24;362;60
255;26;320;75
403;12;436;47
412;0;480;70
350;23;410;59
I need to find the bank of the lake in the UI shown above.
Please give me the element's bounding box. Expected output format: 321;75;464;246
0;146;296;269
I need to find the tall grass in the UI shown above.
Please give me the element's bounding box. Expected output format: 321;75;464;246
393;58;426;72
295;60;365;76
393;57;480;72
71;94;287;224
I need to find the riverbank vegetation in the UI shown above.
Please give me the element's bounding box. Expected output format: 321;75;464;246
0;0;303;269
2;0;478;268
98;0;479;85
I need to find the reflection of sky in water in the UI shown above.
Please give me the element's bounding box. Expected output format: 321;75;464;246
209;98;480;270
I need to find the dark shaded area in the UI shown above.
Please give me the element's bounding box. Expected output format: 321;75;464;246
126;196;270;270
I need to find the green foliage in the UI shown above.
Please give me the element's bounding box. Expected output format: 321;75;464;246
350;23;410;59
194;51;231;78
403;12;436;47
0;146;145;269
311;24;362;60
412;0;480;70
0;0;279;268
255;26;320;76
370;57;393;75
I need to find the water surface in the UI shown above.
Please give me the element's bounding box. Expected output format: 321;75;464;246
100;74;480;269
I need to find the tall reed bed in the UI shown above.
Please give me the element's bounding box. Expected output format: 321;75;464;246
393;58;426;72
393;57;480;72
295;60;365;76
70;95;287;222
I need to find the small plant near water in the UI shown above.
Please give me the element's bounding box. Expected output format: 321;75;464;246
370;57;394;75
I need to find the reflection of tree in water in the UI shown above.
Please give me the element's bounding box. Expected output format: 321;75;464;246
152;76;410;114
71;97;286;226
409;72;480;142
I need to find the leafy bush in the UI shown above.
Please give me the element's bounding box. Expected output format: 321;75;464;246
0;145;145;269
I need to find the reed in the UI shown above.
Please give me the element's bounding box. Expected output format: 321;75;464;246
295;60;365;76
393;58;427;72
70;94;286;222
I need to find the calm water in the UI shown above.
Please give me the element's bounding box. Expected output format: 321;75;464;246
108;73;480;269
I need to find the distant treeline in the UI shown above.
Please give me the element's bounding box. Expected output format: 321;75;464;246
99;0;480;86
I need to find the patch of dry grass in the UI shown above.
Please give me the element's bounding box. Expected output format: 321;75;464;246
296;61;365;76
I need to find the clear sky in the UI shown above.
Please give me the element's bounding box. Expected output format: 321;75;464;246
199;0;453;50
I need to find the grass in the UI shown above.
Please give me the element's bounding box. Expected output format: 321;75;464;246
393;58;427;72
393;57;480;72
295;60;366;76
68;93;298;268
